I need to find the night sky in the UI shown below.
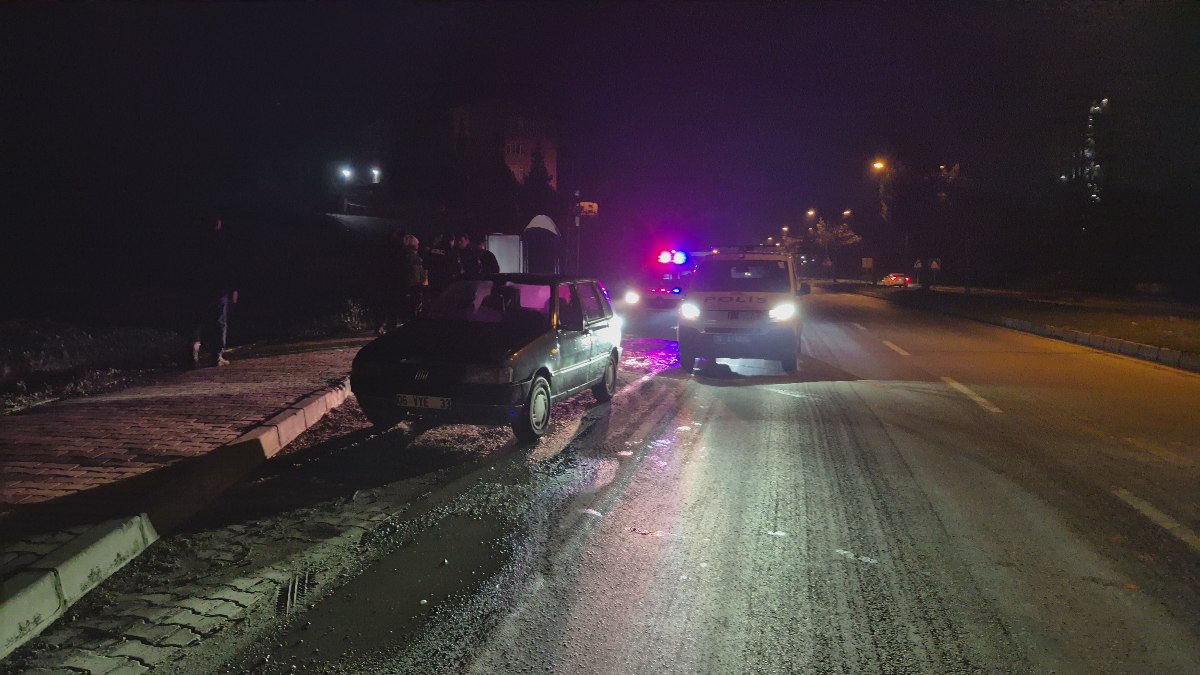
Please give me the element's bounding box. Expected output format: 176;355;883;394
4;1;1198;254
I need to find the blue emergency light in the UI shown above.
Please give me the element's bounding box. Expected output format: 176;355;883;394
657;250;689;265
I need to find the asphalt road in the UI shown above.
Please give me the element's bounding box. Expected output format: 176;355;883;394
464;288;1200;674
15;287;1196;674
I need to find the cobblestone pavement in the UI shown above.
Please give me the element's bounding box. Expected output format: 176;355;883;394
5;493;399;675
0;343;363;519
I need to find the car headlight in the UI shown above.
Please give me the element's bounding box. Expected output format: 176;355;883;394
624;290;640;304
769;302;797;321
461;366;514;384
680;302;701;320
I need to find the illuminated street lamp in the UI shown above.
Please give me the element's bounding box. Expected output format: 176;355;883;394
842;209;852;217
872;160;886;171
370;167;381;183
806;208;816;218
340;167;353;181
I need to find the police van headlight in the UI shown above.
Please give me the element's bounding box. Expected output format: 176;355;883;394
680;302;701;320
624;290;640;304
769;302;797;321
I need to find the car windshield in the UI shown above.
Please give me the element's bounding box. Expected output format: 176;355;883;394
423;280;552;329
691;259;791;293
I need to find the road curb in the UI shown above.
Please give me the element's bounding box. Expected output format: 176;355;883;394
852;286;1199;374
992;317;1199;373
0;377;353;660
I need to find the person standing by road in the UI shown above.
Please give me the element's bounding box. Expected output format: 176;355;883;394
422;233;460;295
455;232;482;276
191;215;238;367
378;232;427;334
472;238;500;274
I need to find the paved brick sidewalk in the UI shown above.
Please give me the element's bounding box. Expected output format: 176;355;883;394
0;341;362;521
1;337;372;658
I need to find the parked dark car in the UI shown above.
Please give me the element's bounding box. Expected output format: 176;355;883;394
351;274;622;442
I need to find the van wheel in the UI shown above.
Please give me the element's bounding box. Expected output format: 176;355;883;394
592;353;617;402
678;343;696;372
780;354;798;372
513;376;552;443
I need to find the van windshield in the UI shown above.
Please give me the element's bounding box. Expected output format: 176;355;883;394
691;259;791;293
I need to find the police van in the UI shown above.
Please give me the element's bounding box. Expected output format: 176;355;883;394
676;247;809;372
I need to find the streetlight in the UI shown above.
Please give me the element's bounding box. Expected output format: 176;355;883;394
370;167;381;183
806;208;816;218
340;167;353;181
872;160;886;171
842;209;852;217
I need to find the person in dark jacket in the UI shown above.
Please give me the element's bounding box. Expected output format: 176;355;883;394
378;232;427;333
191;215;238;367
472;238;501;274
455;232;482;276
422;233;460;295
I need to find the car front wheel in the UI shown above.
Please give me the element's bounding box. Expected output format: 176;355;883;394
592;352;618;402
513;375;552;443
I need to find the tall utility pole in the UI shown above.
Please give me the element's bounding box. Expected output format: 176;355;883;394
572;192;599;275
574;190;581;275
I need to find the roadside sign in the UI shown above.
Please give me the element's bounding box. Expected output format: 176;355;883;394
861;257;874;269
930;258;941;271
913;259;923;269
578;201;599;216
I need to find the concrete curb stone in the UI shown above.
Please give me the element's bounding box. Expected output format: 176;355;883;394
0;377;353;660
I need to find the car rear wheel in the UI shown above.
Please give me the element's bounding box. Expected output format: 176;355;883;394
512;375;552;443
780;353;798;372
592;352;618;402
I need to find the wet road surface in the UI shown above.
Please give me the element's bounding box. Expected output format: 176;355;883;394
464;290;1200;674
10;288;1197;674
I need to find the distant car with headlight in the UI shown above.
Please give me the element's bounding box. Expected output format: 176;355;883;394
676;248;808;372
880;272;912;287
351;274;621;442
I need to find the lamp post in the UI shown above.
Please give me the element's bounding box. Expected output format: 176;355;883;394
339;166;354;214
871;158;905;264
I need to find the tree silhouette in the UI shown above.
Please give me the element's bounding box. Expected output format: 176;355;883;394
813;217;862;259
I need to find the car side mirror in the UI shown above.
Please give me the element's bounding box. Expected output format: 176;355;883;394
797;282;811;296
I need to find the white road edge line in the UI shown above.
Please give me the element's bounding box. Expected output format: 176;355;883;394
852;322;867;331
1112;488;1200;553
940;376;1003;413
882;340;911;356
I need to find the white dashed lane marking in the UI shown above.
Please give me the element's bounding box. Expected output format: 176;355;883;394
940;376;1003;413
852;323;867;331
882;340;911;356
1113;488;1200;553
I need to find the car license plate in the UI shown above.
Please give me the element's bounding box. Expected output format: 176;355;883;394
396;394;451;410
714;335;751;344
